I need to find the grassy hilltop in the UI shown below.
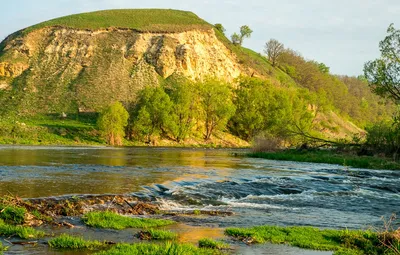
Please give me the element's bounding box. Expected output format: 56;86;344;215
22;9;212;34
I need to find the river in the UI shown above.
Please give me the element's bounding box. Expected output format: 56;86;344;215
0;146;399;254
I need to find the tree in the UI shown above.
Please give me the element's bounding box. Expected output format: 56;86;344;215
231;33;241;45
198;80;236;140
166;81;199;142
229;77;270;140
264;39;284;67
231;25;253;46
97;101;129;146
317;62;330;74
364;24;400;103
131;86;173;142
214;23;226;34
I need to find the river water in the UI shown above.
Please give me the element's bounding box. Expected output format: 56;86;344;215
0;146;399;254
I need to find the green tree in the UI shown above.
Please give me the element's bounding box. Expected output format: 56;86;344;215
364;24;400;103
97;101;129;146
214;23;226;34
198;80;236;140
166;81;199;142
131;86;173;142
231;25;253;46
230;77;270;140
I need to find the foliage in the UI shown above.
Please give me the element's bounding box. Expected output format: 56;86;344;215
165;80;199;142
248;149;400;170
264;39;284;67
225;225;396;255
338;76;394;127
130;86;174;143
0;204;26;224
229;77;314;144
97;102;129;146
231;25;253;45
0;219;45;239
95;242;222;255
198;238;229;249
278;48;395;127
0;242;5;254
364;24;400;103
197;79;236;140
214;23;225;34
48;234;105;249
138;229;178;240
21;9;211;35
82;211;175;230
365;120;400;156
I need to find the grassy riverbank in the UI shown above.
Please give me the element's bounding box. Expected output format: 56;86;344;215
248;150;400;170
1;195;399;255
225;225;400;255
0;114;248;148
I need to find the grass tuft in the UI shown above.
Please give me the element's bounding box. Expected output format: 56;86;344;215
82;211;175;230
225;225;396;255
138;229;178;240
0;242;6;254
0;219;45;239
198;238;229;249
95;242;223;255
48;234;105;250
0;204;26;224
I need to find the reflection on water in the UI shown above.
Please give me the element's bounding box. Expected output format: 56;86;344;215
0;145;399;231
0;146;238;198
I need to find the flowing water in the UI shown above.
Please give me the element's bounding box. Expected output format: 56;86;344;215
0;146;399;254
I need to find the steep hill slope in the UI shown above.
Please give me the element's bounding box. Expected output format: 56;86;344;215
0;9;286;114
0;9;392;146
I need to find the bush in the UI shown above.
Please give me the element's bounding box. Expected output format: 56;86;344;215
365;120;400;157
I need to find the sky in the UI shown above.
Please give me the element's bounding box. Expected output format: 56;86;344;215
1;0;399;76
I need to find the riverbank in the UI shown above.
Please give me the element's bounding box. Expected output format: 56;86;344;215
248;149;400;170
0;115;249;148
1;195;398;255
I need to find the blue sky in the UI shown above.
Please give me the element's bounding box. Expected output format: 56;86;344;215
1;0;399;76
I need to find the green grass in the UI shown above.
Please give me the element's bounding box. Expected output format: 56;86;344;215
95;242;223;255
0;242;6;254
0;204;26;224
21;9;211;35
248;150;400;170
225;225;396;255
48;234;105;250
0;113;104;145
82;211;175;230
139;229;178;240
198;238;229;249
0;219;45;239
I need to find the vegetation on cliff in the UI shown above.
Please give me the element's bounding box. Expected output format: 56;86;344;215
0;9;396;148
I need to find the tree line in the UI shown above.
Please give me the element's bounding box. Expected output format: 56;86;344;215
97;77;315;146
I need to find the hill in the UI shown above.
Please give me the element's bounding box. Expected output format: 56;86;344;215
0;9;394;147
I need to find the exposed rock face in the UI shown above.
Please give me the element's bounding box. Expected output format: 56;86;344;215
0;62;29;77
0;27;248;112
